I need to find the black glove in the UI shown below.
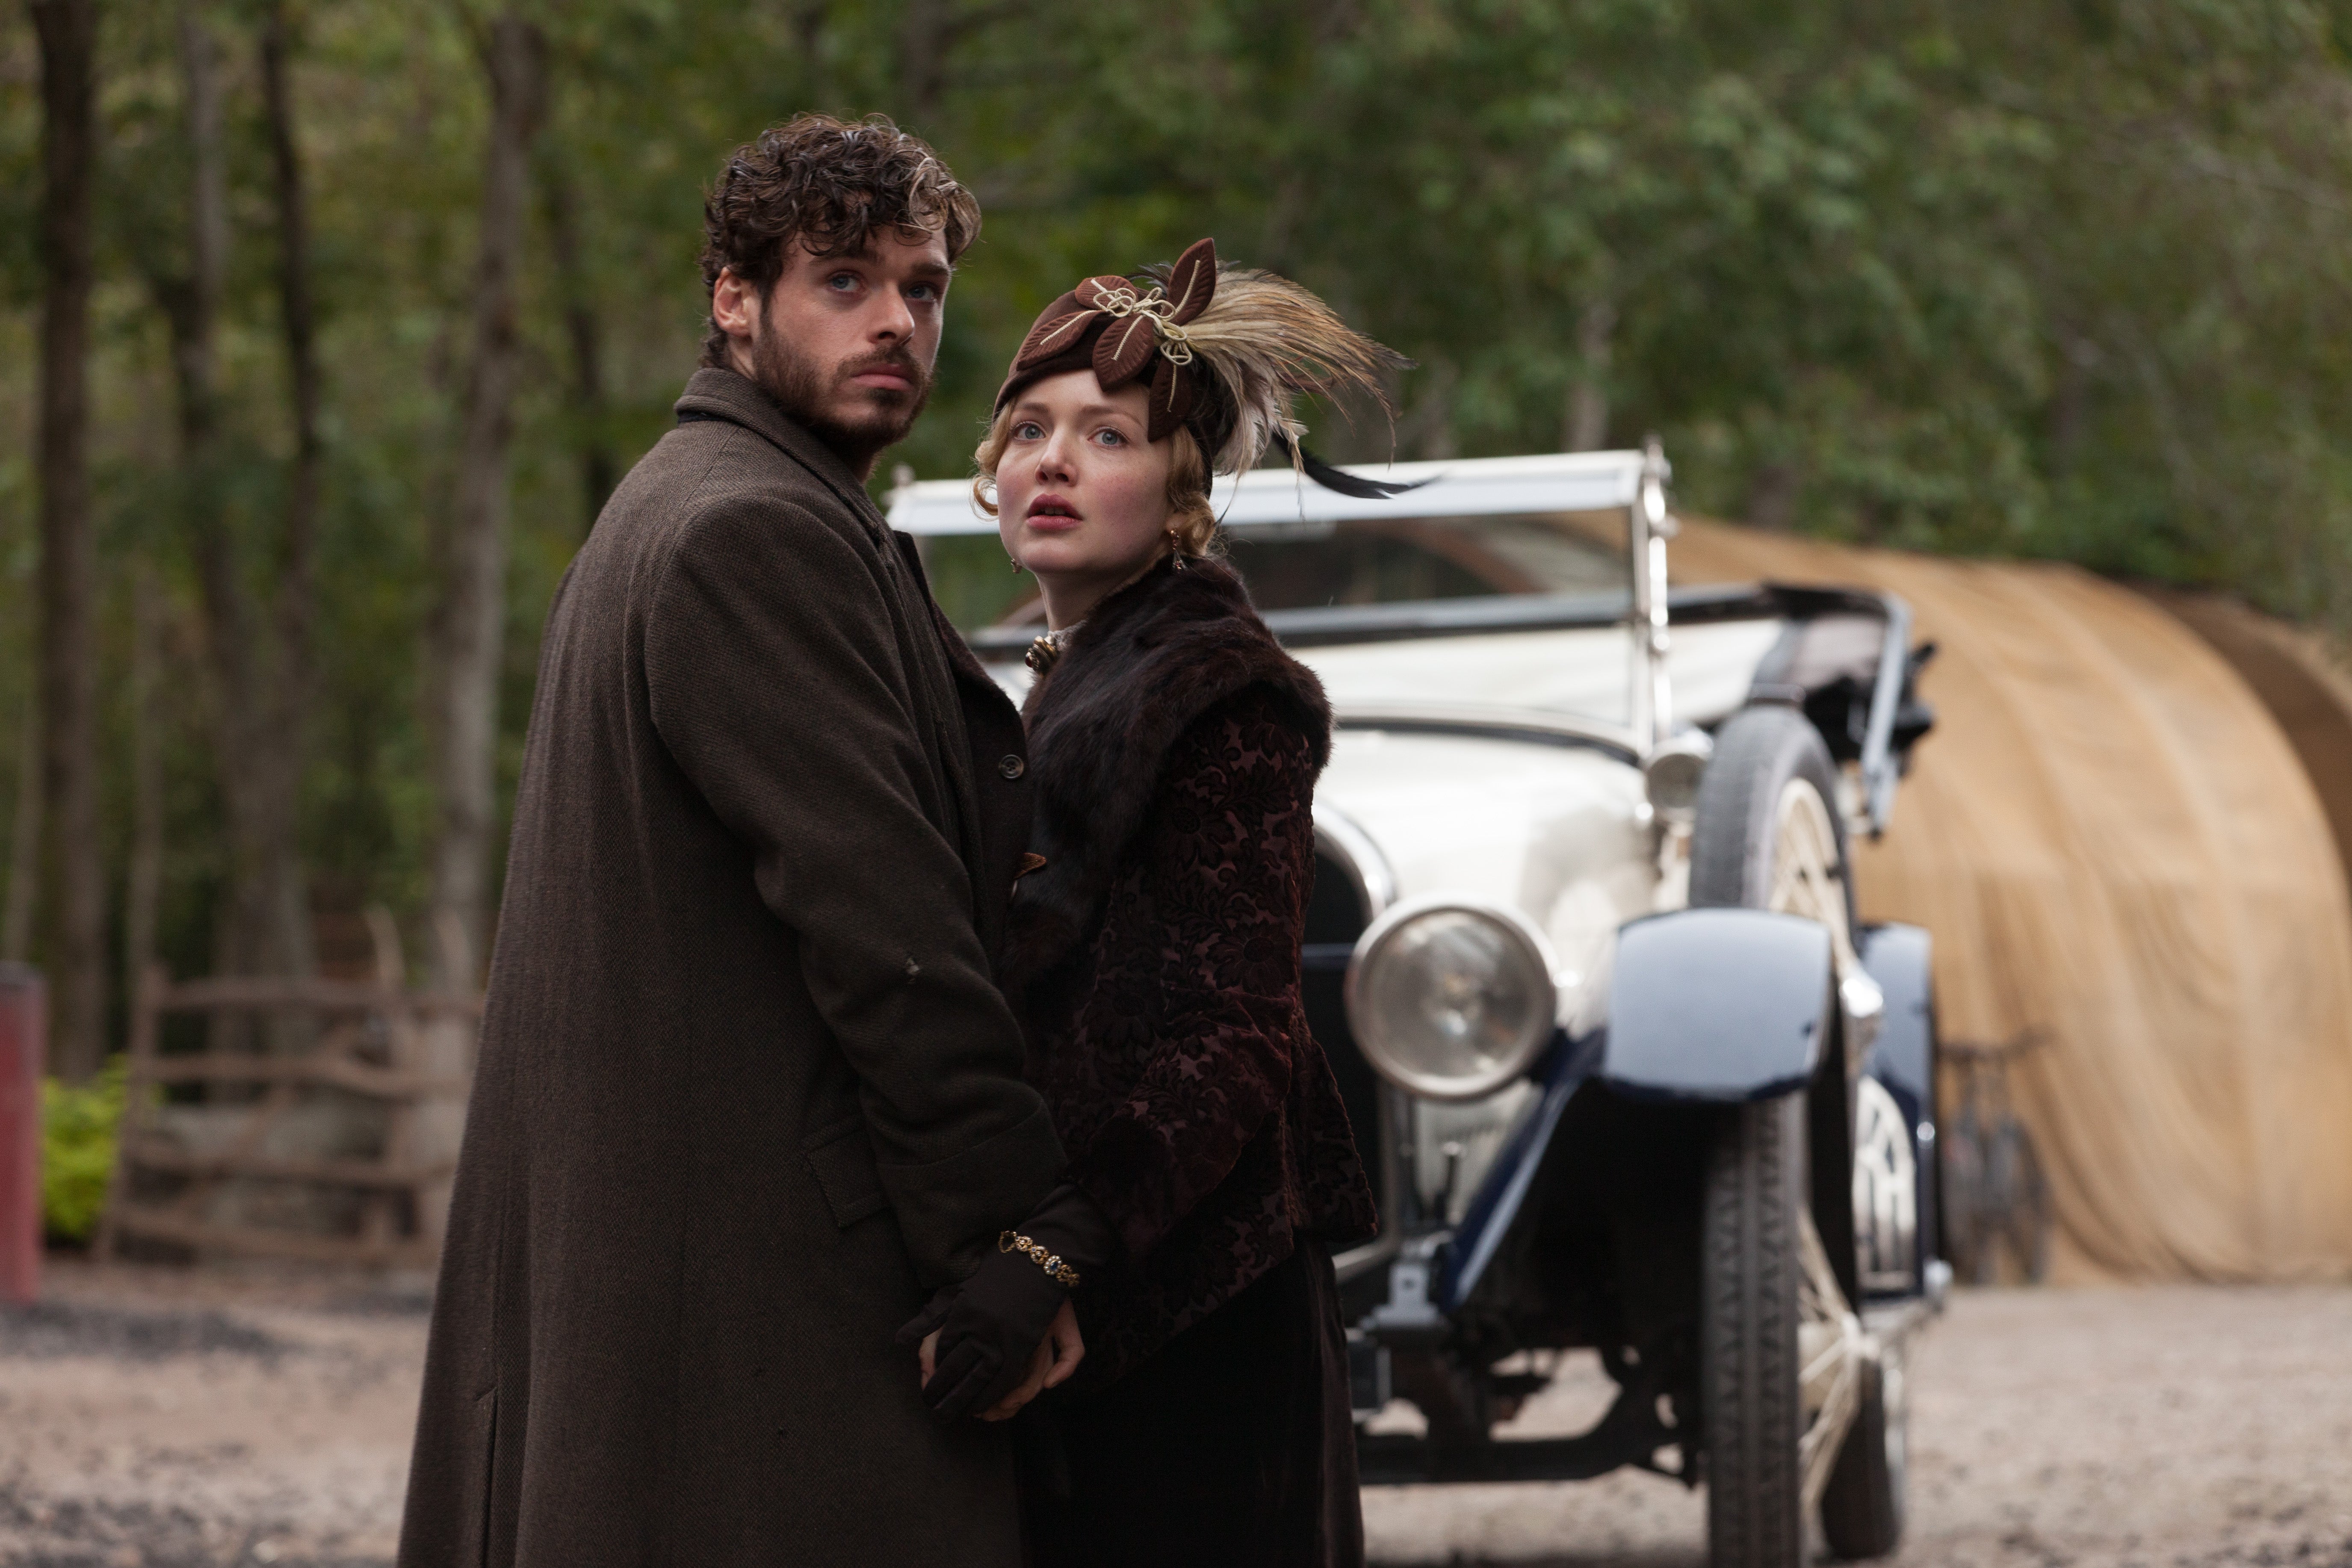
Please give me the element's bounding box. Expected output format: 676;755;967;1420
896;1184;1119;1422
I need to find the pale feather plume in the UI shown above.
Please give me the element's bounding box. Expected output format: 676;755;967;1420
1144;262;1410;477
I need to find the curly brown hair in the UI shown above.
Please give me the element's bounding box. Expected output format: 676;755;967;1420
698;114;981;368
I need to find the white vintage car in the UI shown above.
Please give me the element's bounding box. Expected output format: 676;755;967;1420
892;445;1943;1568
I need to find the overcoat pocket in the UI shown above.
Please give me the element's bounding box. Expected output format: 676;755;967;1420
461;1386;497;1568
803;1116;889;1227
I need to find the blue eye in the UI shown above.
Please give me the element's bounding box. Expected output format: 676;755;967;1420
827;273;859;292
1096;428;1127;447
1013;421;1045;441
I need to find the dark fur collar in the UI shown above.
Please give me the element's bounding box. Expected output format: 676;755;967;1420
1004;556;1331;994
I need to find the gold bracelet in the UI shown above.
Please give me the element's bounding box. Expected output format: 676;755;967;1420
999;1229;1081;1288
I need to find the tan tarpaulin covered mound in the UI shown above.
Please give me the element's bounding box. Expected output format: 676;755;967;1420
2152;589;2352;898
1668;519;2352;1282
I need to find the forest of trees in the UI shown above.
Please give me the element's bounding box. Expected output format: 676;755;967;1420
4;0;2350;1078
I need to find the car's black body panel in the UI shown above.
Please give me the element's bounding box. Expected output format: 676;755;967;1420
1599;909;1836;1103
1858;923;1933;1103
1857;921;1939;1297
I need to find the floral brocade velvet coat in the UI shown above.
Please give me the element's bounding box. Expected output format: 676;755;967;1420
1004;557;1380;1385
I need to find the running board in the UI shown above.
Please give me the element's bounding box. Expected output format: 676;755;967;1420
1357;1293;1942;1488
1863;1295;1938;1350
1356;1364;1681;1486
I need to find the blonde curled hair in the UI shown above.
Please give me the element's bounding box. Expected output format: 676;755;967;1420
972;402;1220;560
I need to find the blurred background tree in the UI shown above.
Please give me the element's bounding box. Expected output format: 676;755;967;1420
1;0;2347;1071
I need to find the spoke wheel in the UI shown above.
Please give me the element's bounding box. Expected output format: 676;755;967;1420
1820;1332;1908;1559
1691;706;1891;1567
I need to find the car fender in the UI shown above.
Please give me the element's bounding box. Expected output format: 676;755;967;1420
1857;922;1932;1100
1440;908;1835;1302
1597;907;1835;1103
1855;921;1937;1294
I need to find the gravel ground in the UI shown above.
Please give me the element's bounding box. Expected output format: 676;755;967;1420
1365;1284;2352;1567
0;1265;2345;1567
0;1264;428;1568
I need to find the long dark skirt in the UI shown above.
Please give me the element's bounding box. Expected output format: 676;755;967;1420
1016;1236;1365;1568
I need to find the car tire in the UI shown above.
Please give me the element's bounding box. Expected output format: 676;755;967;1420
1702;1092;1807;1568
1689;703;1853;921
1819;1347;1907;1558
1691;703;1862;1568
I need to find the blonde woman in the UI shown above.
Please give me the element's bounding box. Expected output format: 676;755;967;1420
975;239;1406;1567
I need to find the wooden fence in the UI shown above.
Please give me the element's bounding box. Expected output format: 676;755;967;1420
97;964;481;1269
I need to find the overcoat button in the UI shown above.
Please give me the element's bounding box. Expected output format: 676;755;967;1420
998;755;1025;780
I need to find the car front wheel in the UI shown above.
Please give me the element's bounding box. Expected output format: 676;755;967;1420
1690;704;1897;1565
1702;1091;1808;1568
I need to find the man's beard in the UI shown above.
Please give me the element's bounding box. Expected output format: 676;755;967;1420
748;318;933;473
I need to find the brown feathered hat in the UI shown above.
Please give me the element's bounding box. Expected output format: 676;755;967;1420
994;237;1420;497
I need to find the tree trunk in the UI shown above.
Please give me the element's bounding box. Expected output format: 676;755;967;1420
163;0;240;990
2;699;39;966
1395;357;1460;462
540;157;615;532
124;561;163;1001
161;3;317;1000
2051;333;2101;480
426;11;544;992
169;3;224;453
1745;460;1800;532
32;0;105;1081
255;0;320;977
789;1;827;102
1564;296;1616;453
896;0;1025;128
898;0;950;125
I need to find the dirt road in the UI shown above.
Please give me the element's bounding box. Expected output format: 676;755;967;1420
1365;1284;2352;1566
2;1265;2346;1566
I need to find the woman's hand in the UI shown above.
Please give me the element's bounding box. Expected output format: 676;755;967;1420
979;1299;1084;1421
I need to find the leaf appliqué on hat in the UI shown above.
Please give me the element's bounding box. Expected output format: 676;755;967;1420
1014;292;1094;370
1161;238;1217;325
1095;311;1160;386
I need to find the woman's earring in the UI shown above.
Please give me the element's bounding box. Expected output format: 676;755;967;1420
1010;554;1025;574
1166;529;1187;571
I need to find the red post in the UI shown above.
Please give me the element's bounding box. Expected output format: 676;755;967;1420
0;964;44;1304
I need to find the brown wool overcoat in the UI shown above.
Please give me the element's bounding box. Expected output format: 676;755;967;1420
397;368;1065;1568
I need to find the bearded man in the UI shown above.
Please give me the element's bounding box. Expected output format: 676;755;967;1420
399;116;1112;1568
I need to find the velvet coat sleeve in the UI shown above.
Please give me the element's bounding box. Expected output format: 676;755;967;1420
641;494;1062;1285
1063;688;1320;1262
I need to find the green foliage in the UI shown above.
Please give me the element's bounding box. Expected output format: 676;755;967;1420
41;1058;128;1243
2;0;2350;1022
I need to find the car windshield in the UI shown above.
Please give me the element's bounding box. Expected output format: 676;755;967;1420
931;510;1632;633
1222;511;1631;613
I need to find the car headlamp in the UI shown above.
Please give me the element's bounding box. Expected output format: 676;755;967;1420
1343;896;1561;1101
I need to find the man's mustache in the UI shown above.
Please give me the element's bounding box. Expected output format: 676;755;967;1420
839;350;926;392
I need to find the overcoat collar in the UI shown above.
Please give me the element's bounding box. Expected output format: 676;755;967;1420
675;366;1025;939
671;371;981;679
1004;556;1332;995
673;366;891;540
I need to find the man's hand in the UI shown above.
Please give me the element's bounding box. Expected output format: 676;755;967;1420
980;1299;1082;1420
896;1186;1114;1421
897;1244;1066;1420
917;1301;1084;1420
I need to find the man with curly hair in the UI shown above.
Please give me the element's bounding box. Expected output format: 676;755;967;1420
399;115;1111;1568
